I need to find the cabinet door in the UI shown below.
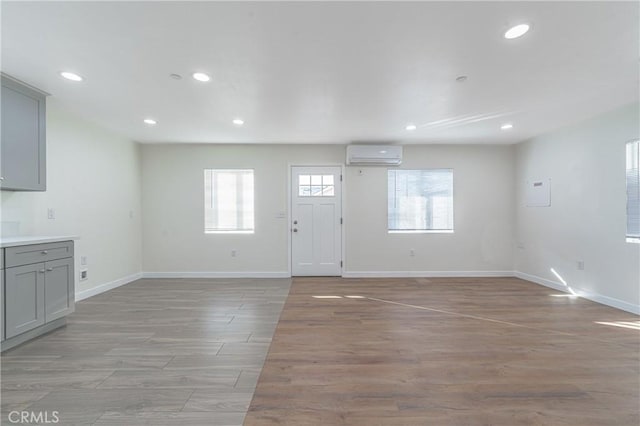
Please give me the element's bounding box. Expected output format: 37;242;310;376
5;263;45;338
1;76;47;191
44;258;75;322
1;271;4;342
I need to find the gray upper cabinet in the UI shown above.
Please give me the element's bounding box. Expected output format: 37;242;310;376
1;74;47;191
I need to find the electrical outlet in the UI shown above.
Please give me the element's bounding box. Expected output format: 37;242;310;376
577;260;585;270
80;256;88;266
80;269;88;281
231;249;237;257
47;208;56;220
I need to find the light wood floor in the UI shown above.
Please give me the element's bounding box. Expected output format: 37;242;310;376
1;278;291;426
245;277;640;426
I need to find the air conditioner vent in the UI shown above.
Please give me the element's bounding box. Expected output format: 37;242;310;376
346;145;402;166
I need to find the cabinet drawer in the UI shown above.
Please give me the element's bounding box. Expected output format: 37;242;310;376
5;241;73;268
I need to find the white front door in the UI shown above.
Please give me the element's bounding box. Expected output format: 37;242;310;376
291;166;342;276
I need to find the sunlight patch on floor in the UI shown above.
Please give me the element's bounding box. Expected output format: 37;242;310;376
595;321;640;331
550;294;579;299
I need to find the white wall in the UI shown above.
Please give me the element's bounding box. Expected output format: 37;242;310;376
141;143;515;276
141;144;343;275
515;103;640;313
0;99;143;297
346;145;515;275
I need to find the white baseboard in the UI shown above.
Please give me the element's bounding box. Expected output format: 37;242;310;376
342;270;515;278
514;271;567;292
141;271;291;279
515;271;640;315
75;272;143;302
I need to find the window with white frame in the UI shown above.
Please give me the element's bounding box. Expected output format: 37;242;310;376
626;140;639;242
204;169;254;233
388;169;454;232
298;174;335;197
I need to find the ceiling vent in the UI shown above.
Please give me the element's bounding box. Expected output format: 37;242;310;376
346;145;402;166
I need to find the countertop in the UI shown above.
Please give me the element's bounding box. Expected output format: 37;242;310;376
0;235;79;248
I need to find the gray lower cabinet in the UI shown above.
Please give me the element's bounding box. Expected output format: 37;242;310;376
1;74;48;191
5;262;46;339
2;241;75;347
1;272;4;342
1;247;4;342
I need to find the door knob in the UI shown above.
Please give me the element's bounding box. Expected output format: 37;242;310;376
293;220;298;225
293;228;298;233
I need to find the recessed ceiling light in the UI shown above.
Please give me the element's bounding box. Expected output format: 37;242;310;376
232;118;245;126
405;124;417;131
456;75;468;83
169;73;182;80
504;23;530;39
143;118;157;125
501;123;513;130
192;72;211;82
60;71;83;82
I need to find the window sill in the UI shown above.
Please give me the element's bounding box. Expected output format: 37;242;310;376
626;237;640;244
388;230;454;234
205;230;254;234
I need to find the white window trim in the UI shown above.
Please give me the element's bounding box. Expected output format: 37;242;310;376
204;169;255;234
388;230;454;234
205;230;255;235
387;168;455;233
626;139;640;243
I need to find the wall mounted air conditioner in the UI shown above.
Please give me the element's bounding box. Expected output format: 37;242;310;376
346;145;402;166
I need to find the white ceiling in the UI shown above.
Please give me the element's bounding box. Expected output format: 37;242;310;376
2;1;638;145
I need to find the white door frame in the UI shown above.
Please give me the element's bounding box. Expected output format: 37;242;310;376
287;163;346;277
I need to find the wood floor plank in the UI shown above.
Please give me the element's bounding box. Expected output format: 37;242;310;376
182;389;254;412
93;411;246;426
